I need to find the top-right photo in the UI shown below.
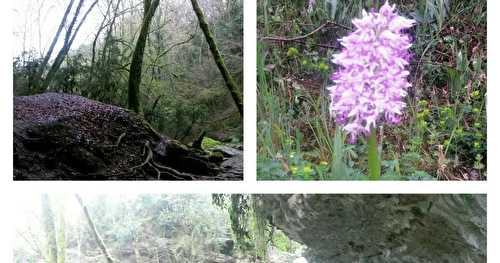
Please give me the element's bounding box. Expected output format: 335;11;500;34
257;0;486;180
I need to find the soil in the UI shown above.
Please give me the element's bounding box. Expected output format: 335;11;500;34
14;93;243;180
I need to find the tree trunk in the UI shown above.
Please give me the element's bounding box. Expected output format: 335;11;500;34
41;194;58;263
35;0;76;91
127;0;160;113
40;0;98;91
257;194;486;263
189;0;243;117
56;204;66;263
75;194;116;263
89;0;113;86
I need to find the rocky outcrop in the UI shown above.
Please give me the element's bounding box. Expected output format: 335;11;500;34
257;195;486;263
14;93;242;180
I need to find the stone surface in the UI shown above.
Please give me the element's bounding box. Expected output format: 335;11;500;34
213;145;242;157
257;194;486;263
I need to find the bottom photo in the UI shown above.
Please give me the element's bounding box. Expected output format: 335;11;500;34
14;194;486;263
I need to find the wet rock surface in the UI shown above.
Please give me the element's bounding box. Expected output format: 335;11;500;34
257;195;486;263
14;93;243;180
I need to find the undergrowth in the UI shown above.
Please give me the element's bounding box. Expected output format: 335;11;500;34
257;0;486;180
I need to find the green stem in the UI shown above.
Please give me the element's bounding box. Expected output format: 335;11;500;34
367;128;381;180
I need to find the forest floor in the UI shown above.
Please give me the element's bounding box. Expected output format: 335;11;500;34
14;93;242;180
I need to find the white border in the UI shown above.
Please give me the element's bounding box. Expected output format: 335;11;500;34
0;0;497;262
243;0;257;182
486;0;497;261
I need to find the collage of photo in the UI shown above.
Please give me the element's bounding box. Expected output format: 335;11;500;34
8;0;489;262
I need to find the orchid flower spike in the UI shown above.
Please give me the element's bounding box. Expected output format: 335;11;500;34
328;1;415;143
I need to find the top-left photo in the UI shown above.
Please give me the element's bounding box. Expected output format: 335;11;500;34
13;0;243;180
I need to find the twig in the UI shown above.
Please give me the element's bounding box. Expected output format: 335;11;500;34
261;38;337;49
260;21;351;42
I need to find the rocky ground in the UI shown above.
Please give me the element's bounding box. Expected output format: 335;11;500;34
14;93;243;180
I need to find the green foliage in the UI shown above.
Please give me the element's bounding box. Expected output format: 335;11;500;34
272;229;301;253
286;47;299;58
211;194;305;259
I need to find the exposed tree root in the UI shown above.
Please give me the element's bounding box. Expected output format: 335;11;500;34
131;141;196;180
103;132;127;148
114;132;126;146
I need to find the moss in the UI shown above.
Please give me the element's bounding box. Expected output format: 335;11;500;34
202;137;222;150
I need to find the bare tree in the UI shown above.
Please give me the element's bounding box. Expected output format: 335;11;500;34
34;0;76;90
34;0;99;92
40;0;99;91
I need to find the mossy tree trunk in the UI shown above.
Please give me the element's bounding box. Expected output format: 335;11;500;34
127;0;160;113
189;0;243;117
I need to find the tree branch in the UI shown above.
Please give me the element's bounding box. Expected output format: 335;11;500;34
75;194;116;263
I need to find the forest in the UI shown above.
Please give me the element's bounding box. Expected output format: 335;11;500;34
13;0;243;180
14;194;486;262
257;0;487;180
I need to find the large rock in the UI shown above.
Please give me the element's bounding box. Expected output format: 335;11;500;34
257;195;486;263
14;93;242;180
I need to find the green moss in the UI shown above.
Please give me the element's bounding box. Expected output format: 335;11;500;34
202;137;222;150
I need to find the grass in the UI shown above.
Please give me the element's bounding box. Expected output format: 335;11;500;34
257;0;486;180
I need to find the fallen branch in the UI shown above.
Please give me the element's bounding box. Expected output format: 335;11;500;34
260;21;351;42
261;38;337;49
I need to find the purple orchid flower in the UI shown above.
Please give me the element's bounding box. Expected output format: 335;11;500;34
328;1;415;143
